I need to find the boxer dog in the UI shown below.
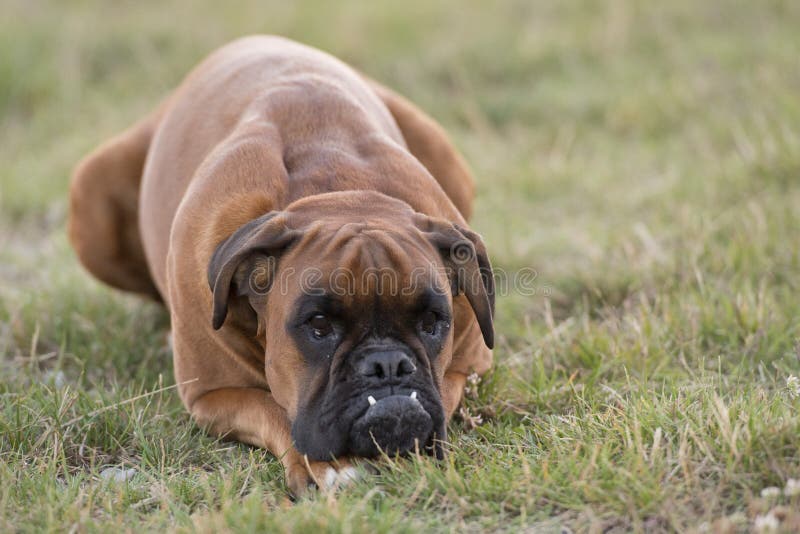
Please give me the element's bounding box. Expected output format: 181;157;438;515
69;36;493;496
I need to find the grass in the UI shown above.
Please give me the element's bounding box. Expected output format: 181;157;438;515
2;0;800;531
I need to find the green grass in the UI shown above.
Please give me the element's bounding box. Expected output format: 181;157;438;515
3;0;800;531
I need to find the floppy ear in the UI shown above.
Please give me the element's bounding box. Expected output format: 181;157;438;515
208;211;300;333
416;216;495;349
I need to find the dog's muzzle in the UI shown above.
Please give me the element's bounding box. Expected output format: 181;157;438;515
346;349;437;457
349;391;434;457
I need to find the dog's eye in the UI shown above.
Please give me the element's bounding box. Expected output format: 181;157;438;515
420;311;438;335
308;314;333;338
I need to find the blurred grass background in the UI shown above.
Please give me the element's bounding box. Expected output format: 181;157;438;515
2;0;800;531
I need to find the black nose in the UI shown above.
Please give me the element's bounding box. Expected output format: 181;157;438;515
357;351;417;381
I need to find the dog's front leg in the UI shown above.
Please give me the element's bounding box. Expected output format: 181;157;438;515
190;387;357;497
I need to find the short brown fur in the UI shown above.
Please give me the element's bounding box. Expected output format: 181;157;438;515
69;36;491;495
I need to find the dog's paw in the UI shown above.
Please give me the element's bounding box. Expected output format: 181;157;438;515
285;455;360;498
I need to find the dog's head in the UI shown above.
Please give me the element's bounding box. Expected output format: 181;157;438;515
207;191;493;460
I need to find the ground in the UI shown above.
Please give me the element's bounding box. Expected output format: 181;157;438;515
2;0;800;532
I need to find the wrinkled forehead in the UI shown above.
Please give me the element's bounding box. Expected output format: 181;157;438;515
280;221;450;306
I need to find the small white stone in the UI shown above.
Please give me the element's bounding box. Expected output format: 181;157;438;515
754;513;779;533
53;371;66;389
410;391;417;400
761;486;781;499
100;467;137;482
367;395;377;406
43;370;66;389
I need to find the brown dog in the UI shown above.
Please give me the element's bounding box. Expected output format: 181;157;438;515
69;36;493;495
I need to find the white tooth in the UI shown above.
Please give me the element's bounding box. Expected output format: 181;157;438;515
410;391;417;400
368;395;377;406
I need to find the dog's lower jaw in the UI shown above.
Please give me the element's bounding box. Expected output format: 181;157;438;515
292;391;446;461
348;394;434;457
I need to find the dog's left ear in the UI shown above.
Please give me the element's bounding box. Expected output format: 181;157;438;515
208;211;300;333
416;216;495;349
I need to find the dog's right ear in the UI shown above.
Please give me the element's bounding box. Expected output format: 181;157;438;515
208;211;300;332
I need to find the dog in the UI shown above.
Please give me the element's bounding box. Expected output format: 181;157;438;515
69;35;493;496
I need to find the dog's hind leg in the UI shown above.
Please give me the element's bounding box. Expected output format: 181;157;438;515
365;78;476;221
68;105;165;300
